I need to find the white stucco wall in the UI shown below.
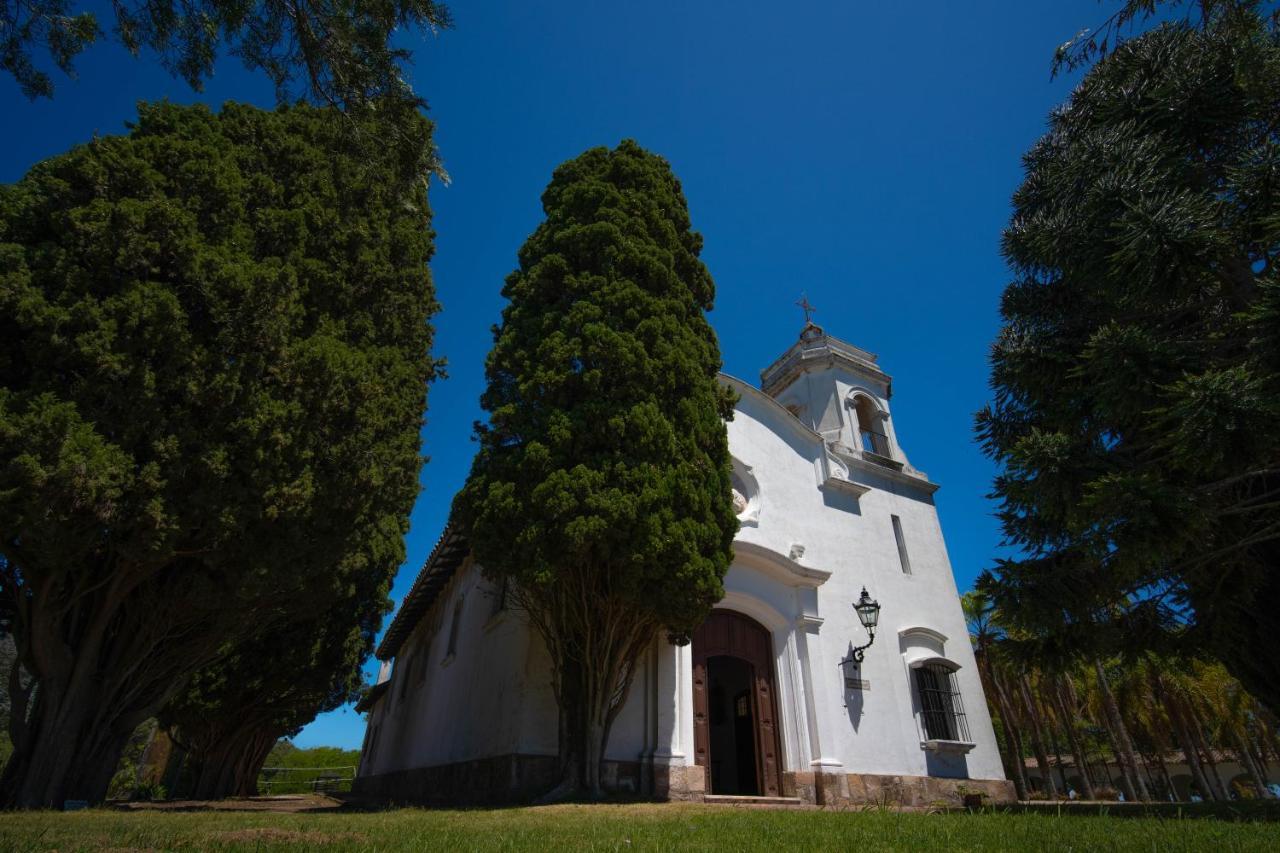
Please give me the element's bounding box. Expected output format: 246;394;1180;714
360;562;546;776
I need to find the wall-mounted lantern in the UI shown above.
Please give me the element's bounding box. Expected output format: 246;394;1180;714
842;587;881;665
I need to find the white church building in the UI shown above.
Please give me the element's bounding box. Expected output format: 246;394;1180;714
354;322;1014;806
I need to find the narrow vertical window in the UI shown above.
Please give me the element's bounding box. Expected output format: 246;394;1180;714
445;595;465;659
399;651;413;700
891;514;912;575
492;576;510;616
419;639;431;683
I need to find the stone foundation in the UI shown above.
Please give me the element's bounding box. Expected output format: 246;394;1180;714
354;755;1012;807
353;754;700;806
782;771;1014;807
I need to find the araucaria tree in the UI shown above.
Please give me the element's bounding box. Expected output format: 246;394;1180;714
454;140;737;798
977;3;1280;714
0;101;439;807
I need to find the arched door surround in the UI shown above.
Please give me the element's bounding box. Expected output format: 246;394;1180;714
691;609;783;796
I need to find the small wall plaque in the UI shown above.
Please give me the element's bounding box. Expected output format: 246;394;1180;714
845;678;870;690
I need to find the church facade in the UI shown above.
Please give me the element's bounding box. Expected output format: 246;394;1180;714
354;323;1014;806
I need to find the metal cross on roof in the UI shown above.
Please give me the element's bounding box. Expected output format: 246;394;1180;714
796;293;817;324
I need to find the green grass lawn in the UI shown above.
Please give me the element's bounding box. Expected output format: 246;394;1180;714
2;802;1279;851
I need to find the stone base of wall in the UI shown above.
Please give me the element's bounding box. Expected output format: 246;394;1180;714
354;755;1011;807
782;771;1014;807
353;754;702;806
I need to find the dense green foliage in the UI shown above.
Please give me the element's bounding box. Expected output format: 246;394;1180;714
263;741;360;770
1053;1;1280;74
454;140;737;796
0;100;439;807
4;802;1280;850
256;741;360;794
977;6;1280;714
1;1;451;104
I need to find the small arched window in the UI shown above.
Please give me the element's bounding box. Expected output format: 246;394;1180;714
399;650;414;700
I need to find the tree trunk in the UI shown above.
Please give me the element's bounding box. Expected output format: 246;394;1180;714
183;724;285;801
1049;725;1069;794
1052;676;1096;799
1233;727;1272;799
0;668;148;808
1207;752;1230;800
1165;692;1215;800
1185;704;1230;800
531;602;652;803
990;668;1029;800
1093;659;1150;801
236;730;280;798
1019;675;1058;798
1153;748;1176;802
0;560;234;809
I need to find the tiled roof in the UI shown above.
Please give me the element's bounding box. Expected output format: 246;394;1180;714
354;679;390;713
374;521;470;661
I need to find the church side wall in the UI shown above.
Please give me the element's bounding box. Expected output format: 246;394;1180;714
359;560;536;779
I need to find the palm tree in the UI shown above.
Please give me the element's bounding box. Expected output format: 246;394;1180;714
962;591;1031;799
1092;658;1151;801
1049;670;1096;799
1017;672;1059;798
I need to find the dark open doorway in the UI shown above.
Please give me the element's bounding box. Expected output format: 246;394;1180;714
691;609;783;797
707;655;760;795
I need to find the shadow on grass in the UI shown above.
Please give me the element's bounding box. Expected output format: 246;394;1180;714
978;800;1280;822
112;791;672;815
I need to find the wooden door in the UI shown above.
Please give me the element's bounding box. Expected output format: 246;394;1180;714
691;609;782;796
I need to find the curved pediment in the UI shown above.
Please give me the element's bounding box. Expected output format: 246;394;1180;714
719;372;825;449
897;625;959;669
732;540;831;587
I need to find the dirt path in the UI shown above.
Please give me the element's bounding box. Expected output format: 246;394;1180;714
115;793;344;813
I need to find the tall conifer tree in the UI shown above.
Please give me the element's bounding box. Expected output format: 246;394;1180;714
454;141;737;798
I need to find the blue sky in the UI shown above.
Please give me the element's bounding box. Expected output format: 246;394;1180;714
2;1;1110;750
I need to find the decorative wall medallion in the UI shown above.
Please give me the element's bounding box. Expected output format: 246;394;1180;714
730;458;761;526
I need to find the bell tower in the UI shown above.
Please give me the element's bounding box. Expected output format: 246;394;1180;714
759;312;925;481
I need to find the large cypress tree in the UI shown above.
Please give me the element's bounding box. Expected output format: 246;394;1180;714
158;588;385;800
453;140;737;798
0;101;439;807
977;4;1280;714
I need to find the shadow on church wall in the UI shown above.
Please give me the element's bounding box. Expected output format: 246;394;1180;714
841;646;866;733
925;750;969;779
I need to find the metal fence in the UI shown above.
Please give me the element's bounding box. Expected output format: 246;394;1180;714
257;766;356;795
